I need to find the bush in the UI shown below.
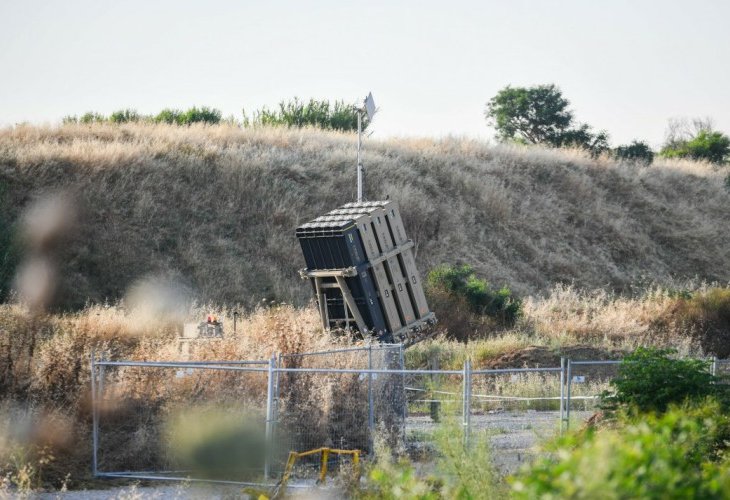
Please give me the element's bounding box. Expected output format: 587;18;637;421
179;106;222;125
614;140;654;164
600;347;723;413
661;129;730;164
427;264;521;325
109;109;141;123
251;98;367;132
512;402;730;499
79;112;106;124
154;106;222;125
154;108;183;124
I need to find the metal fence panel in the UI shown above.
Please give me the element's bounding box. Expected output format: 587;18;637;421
91;357;270;486
90;350;729;489
468;367;562;473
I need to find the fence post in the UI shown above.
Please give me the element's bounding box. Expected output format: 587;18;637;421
462;359;472;447
565;359;573;430
90;349;98;476
559;357;565;433
265;354;276;480
367;344;375;454
712;356;718;377
398;344;407;445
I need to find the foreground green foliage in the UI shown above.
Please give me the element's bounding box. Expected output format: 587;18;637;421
512;403;730;499
360;423;502;500
600;347;723;414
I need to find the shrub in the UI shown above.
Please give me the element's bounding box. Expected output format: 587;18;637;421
600;347;724;414
661;129;730;164
614;140;654;164
511;402;730;499
109;109;141;123
427;264;521;325
179;106;222;125
154;108;183;124
250;98;367;131
78;112;106;124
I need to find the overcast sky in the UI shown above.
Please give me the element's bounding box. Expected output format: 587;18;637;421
1;0;728;147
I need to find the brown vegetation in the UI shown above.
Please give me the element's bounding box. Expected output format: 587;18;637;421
1;123;729;309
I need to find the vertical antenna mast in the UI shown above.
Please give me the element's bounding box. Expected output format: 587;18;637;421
357;108;363;202
357;92;376;202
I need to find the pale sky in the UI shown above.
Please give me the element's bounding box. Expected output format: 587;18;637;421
1;0;729;148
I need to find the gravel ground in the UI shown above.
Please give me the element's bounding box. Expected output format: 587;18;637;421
405;410;593;473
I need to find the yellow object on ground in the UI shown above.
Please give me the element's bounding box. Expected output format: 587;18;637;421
271;447;361;498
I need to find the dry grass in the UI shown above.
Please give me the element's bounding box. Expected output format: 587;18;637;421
0;282;726;488
2;121;729;489
1;123;729;309
408;284;722;371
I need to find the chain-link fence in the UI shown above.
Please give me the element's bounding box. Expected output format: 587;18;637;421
91;351;730;487
91;359;271;486
468;367;563;472
714;358;730;379
274;345;404;480
563;360;621;428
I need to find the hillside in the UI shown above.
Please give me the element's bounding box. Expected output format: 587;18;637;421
1;123;729;310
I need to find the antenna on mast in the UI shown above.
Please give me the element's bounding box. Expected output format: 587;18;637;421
357;92;376;202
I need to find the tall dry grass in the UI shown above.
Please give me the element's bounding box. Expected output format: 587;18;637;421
1;122;728;309
0;282;726;488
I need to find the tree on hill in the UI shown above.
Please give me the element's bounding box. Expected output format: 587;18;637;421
614;140;654;164
660;118;730;164
485;84;609;156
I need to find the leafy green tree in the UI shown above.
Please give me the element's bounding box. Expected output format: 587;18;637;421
485;84;609;156
555;123;610;157
485;84;572;144
614;140;654;164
